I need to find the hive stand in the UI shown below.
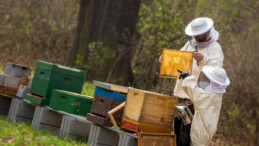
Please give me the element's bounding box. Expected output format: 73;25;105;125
59;115;92;141
16;86;30;99
8;98;36;123
87;124;119;146
32;106;63;131
0;94;12;115
118;134;138;146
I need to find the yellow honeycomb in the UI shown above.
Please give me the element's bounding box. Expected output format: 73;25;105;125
160;49;193;79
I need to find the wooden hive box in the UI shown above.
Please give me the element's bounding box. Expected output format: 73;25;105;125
49;90;93;116
4;62;31;78
0;74;31;96
86;81;128;127
26;60;85;105
121;88;178;133
138;132;176;146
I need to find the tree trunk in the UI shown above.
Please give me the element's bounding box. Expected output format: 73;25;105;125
68;0;141;85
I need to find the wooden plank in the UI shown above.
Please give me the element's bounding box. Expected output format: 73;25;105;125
86;113;112;127
93;80;110;90
90;94;115;117
138;132;176;146
139;114;174;127
93;80;128;93
123;88;145;121
120;117;139;132
110;85;128;93
0;85;18;96
139;93;177;127
138;123;172;134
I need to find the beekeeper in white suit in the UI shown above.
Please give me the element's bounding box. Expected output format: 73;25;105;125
160;17;224;98
178;66;230;146
175;17;224;99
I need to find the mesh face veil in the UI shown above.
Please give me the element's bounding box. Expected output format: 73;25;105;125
197;72;210;88
197;71;228;94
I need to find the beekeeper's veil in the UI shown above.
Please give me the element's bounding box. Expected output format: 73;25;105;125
185;17;220;48
198;66;230;93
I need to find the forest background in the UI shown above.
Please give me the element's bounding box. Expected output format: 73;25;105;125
0;0;258;145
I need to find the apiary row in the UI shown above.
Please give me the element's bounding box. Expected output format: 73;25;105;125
0;60;178;146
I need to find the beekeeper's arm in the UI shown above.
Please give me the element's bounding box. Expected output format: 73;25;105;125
199;42;224;68
181;75;211;108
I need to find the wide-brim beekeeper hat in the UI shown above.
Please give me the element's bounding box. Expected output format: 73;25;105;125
185;17;214;36
202;66;230;86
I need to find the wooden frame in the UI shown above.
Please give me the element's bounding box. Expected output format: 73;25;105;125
0;74;31;96
160;48;193;79
121;117;173;134
108;102;125;130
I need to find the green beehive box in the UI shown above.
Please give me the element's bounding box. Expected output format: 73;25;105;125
26;60;85;105
49;90;93;115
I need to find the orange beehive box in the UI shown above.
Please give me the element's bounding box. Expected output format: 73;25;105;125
138;132;176;146
160;48;193;79
121;88;178;133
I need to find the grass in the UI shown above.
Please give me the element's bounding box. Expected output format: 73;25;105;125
0;64;95;145
0;116;88;146
81;81;96;97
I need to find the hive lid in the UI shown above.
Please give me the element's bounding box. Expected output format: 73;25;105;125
53;89;93;99
36;60;85;78
93;80;128;93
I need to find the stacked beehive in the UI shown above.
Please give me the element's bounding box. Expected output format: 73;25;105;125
25;60;85;105
0;62;31;96
49;90;93;116
87;81;128;127
121;88;178;146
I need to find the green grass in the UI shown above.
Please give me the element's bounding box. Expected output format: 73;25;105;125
81;81;95;97
0;116;88;145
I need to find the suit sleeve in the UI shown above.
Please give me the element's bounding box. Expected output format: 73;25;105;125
199;42;224;68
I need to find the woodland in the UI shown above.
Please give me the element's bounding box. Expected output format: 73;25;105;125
0;0;258;145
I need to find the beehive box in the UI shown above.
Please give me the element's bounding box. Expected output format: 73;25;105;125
121;88;178;133
49;90;93;116
26;60;85;105
87;81;127;127
87;93;125;127
4;62;31;78
160;49;193;79
138;132;176;146
0;74;31;96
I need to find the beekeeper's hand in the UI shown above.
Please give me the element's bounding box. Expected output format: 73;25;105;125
177;70;189;79
193;51;204;62
159;55;162;63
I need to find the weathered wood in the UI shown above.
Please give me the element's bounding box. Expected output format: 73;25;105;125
122;88;178;133
88;94;124;126
121;117;173;134
18;74;31;88
93;80;128;93
138;132;176;146
108;102;125;132
0;85;18;96
87;113;112;127
123;88;145;121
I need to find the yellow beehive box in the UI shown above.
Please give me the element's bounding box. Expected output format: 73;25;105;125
160;48;193;79
121;88;178;133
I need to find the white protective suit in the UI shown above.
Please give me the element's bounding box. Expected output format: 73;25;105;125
173;40;224;98
182;75;223;146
